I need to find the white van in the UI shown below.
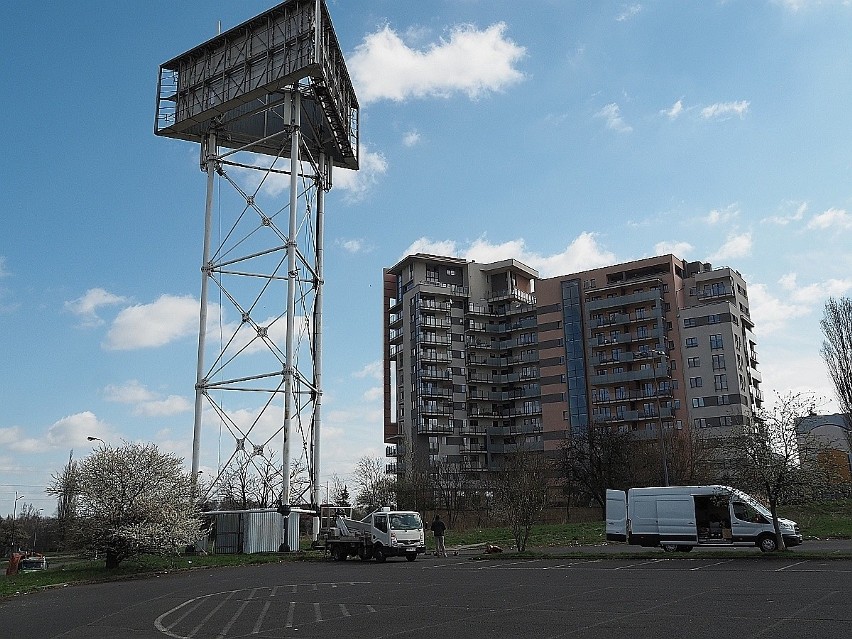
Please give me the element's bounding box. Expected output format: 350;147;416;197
606;485;802;552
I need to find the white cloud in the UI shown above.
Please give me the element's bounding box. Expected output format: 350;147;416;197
0;256;9;278
807;207;852;230
616;4;643;21
136;395;193;417
104;294;198;350
103;380;156;404
773;0;852;12
363;386;383;402
654;240;694;257
338;238;370;254
747;282;812;334
65;288;129;327
349;22;526;104
43;411;110;451
704;204;739;225
399;232;617;278
778;272;852;305
762;201;807;225
354;360;383;380
104;380;192;417
701;100;750;120
595;103;633;133
333;146;389;202
661;99;684;120
707;232;752;262
402;130;422;147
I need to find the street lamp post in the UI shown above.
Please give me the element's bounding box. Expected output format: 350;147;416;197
11;492;24;553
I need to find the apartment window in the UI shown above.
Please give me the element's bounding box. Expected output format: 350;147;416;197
710;334;724;349
686;337;699;348
446;268;457;276
694;418;708;428
636;308;646;319
689;377;703;388
712;354;726;370
426;265;439;282
709;313;722;324
692;397;705;408
687;357;700;368
714;374;729;391
719;416;734;427
611;348;621;361
718;395;731;405
637;326;648;338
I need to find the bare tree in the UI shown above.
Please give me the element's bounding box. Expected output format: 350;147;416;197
557;426;634;516
429;460;473;530
393;435;432;513
215;449;308;509
48;441;202;568
821;297;852;444
352;456;396;512
488;444;550;552
723;392;828;551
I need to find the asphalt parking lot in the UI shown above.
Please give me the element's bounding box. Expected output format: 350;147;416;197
2;550;851;638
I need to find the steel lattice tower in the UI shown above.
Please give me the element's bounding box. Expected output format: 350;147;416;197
155;0;358;518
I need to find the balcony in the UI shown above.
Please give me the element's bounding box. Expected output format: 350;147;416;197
416;420;454;435
388;312;403;328
419;400;453;416
419;368;451;380
418;333;451;346
592;365;669;385
418;349;451;363
420;316;451;329
418;299;452;313
459;422;487;435
420;385;452;398
468;389;509;401
586;289;662;311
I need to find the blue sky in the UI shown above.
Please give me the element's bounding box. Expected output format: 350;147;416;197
3;0;852;516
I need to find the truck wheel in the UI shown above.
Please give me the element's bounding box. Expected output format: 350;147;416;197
406;553;417;562
661;543;678;553
374;545;387;562
758;534;778;553
333;546;347;561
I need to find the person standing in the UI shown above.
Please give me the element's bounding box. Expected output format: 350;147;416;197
430;514;447;557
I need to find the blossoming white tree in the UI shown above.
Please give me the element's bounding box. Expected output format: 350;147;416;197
50;441;203;568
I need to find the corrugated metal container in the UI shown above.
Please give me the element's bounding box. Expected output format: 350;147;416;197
205;509;284;554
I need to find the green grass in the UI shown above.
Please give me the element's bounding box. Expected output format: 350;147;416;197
778;500;852;539
3;500;850;597
444;521;606;550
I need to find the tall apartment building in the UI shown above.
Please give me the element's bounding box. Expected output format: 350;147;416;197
383;253;762;482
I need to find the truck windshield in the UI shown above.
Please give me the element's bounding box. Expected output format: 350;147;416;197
390;514;422;531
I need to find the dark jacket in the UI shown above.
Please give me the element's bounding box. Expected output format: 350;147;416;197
430;519;446;536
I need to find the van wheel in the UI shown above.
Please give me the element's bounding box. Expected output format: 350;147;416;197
406;553;417;562
661;543;678;553
758;534;778;553
374;545;387;562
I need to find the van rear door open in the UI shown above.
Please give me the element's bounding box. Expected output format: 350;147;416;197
605;490;627;542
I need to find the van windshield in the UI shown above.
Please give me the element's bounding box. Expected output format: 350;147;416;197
733;489;772;519
390;513;422;531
